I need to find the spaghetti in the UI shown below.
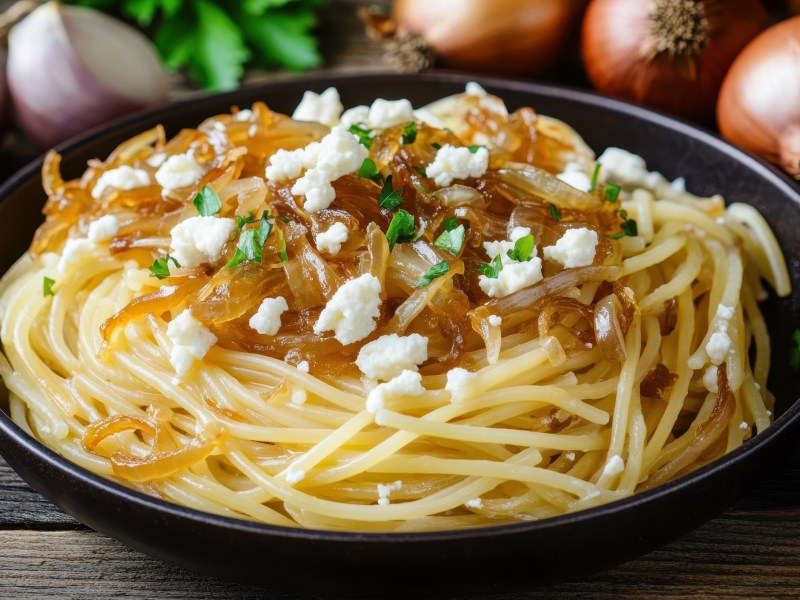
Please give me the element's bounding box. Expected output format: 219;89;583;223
0;84;790;531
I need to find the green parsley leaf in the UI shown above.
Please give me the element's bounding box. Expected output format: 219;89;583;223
415;261;450;287
590;163;602;192
401;122;417;144
43;276;55;297
193;185;222;216
506;234;535;262
348;124;374;149
226;248;247;269
277;215;292;223
605;183;621;203
477;254;504;279
192;0;251;91
149;254;181;279
441;216;459;231
434;224;465;256
258;211;272;246
612;218;639;239
378;176;404;211
414;166;427;178
239;3;323;72
237;229;262;263
548;203;562;221
791;329;800;372
467;145;482;154
236;211;257;230
385;209;417;250
357;158;383;184
278;236;289;262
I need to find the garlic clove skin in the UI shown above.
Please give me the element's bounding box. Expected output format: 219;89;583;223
8;2;170;149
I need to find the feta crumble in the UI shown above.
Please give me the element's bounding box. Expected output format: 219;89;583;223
565;452;576;461
367;98;414;129
297;360;310;373
464;497;484;509
739;421;749;431
92;165;150;199
377;480;403;506
543;228;599;268
445;367;478;402
87;215;119;243
465;81;487;97
249;296;289;336
315;222;349;255
556;162;592;192
339;105;371;129
169;216;236;268
366;370;426;414
313;273;382;345
166;309;217;377
703;366;719;393
488;315;502;327
426;144;489;187
478;226;543;298
291;388;307;405
355;333;429;381
716;304;735;320
155;153;204;190
292;87;343;128
57;238;98;275
706;331;732;365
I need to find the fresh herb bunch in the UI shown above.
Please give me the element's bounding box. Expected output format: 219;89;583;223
68;0;327;91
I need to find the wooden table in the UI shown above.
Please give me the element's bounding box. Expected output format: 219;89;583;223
1;1;799;597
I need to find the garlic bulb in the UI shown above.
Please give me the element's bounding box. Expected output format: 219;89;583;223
7;2;169;148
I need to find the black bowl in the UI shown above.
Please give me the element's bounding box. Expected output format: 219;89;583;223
0;73;798;598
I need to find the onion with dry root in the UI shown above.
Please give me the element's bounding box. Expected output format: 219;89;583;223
718;16;800;178
581;0;769;122
7;1;169;148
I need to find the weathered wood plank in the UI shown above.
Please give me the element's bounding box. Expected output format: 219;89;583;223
0;459;80;528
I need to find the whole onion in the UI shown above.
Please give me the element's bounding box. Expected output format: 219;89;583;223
718;17;800;178
581;0;769;122
7;2;169;148
391;0;587;76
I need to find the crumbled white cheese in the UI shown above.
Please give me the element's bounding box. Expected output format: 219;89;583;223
367;98;414;130
249;296;289;336
355;333;429;381
464;497;484;509
706;331;732;365
235;109;252;121
87;215;120;243
601;454;625;479
92;165;150;199
426;144;489;187
488;315;502;327
291;387;307;405
292;87;343;128
465;81;487;97
556;162;592;192
543;228;599;268
716;304;735;320
339;105;371;129
739;421;749;431
265;145;319;181
166;309;217;377
596;147;687;197
297;360;310;373
169;216;236;268
703;366;719;393
377;480;403;506
483;226;531;261
314;273;382;345
315;222;349;255
57;238;98;275
565;452;576;461
155;153;205;190
445;367;478;402
478;226;543;298
147;152;166;167
366;370;426;414
286;467;305;484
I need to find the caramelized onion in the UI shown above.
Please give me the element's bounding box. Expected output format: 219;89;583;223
497;165;604;212
640;363;677;400
594;293;627;362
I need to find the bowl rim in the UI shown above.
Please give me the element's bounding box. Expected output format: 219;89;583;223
0;71;798;544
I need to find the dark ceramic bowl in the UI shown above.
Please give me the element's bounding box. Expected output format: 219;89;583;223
0;73;798;597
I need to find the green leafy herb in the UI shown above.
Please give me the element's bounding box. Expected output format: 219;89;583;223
548;203;562;221
590;163;602;192
467;145;482;154
441;216;459;231
506;234;535;262
612;215;639;239
149;254;181;279
43;276;55;297
236;211;257;230
791;330;800;372
431;142;442;150
415;261;450;288
401;122;417;144
434;224;465;256
357;158;383;184
277;215;292;223
414;166;427;178
258;211;272;246
604;183;621;203
228;229;263;268
385;209;417;250
477;254;503;279
278;236;289;262
378;176;404;211
72;0;327;91
348;123;374;149
193;185;222;216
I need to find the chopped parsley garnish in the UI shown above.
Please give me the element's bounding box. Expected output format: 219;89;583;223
278;236;288;262
441;216;459;231
227;229;263;268
358;158;383;184
348;123;374;149
477;254;504;279
611;210;639;239
43;276;55;297
506;234;535;262
414;166;428;178
149;254;181;279
791;329;800;372
589;163;602;192
548;203;562;221
431;142;442;150
605;183;621;203
378;175;404;211
258;211;272;246
236;211;257;230
193;185;222;216
415;261;450;287
277;215;292;223
401;122;417;144
385;209;417;250
434;224;465;255
467;145;482;154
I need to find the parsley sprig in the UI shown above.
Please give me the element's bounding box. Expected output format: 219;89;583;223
434;223;465;256
611;209;639;239
149;254;181;279
385;209;422;250
378;176;404;211
348;124;374;149
358;158;382;184
193;185;222;216
43;277;55;297
401;122;417;144
506;234;535;262
415;261;449;287
477;255;503;279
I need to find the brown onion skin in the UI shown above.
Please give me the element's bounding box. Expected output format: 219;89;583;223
392;0;587;76
581;0;769;123
718;16;800;178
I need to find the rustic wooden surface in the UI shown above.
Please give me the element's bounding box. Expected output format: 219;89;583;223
1;1;800;598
